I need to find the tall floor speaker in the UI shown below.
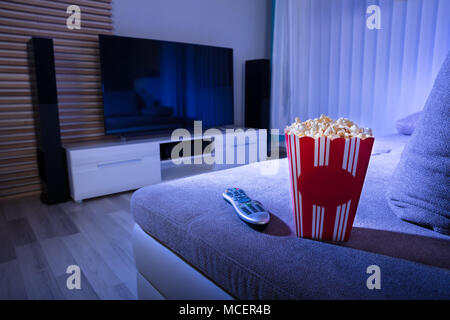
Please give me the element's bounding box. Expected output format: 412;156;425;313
28;37;69;204
245;59;271;129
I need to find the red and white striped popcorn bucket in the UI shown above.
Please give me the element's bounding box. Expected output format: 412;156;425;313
285;134;374;242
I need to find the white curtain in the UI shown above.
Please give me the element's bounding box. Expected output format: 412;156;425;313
271;0;450;135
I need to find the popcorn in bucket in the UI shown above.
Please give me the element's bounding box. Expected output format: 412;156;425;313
285;115;374;241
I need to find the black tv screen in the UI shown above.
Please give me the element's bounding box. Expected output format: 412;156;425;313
99;34;234;135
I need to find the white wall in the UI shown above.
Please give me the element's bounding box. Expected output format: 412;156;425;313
112;0;272;127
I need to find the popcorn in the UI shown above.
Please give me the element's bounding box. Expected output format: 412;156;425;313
285;115;373;139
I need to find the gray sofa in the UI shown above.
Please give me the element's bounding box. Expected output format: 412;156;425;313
131;134;450;299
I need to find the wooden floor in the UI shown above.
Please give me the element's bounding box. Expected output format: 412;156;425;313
0;192;137;300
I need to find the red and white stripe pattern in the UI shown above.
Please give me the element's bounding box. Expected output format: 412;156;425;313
286;134;373;242
311;205;324;240
342;138;360;176
332;200;351;241
314;137;330;167
286;134;303;237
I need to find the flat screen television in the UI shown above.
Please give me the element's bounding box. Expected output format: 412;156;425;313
98;34;234;135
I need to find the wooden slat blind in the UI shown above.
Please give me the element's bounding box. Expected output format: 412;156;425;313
0;0;115;199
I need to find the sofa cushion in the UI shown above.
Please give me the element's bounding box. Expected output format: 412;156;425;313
396;111;422;136
387;52;450;235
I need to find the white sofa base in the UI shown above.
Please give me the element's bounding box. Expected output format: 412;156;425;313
132;224;234;300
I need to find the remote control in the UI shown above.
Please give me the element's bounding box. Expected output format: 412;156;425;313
223;188;270;227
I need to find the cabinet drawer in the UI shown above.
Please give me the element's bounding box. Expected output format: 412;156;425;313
70;157;161;201
224;130;259;147
68;142;159;167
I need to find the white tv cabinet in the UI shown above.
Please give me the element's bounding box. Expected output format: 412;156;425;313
64;129;267;202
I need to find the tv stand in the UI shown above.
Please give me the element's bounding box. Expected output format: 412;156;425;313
64;128;267;202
